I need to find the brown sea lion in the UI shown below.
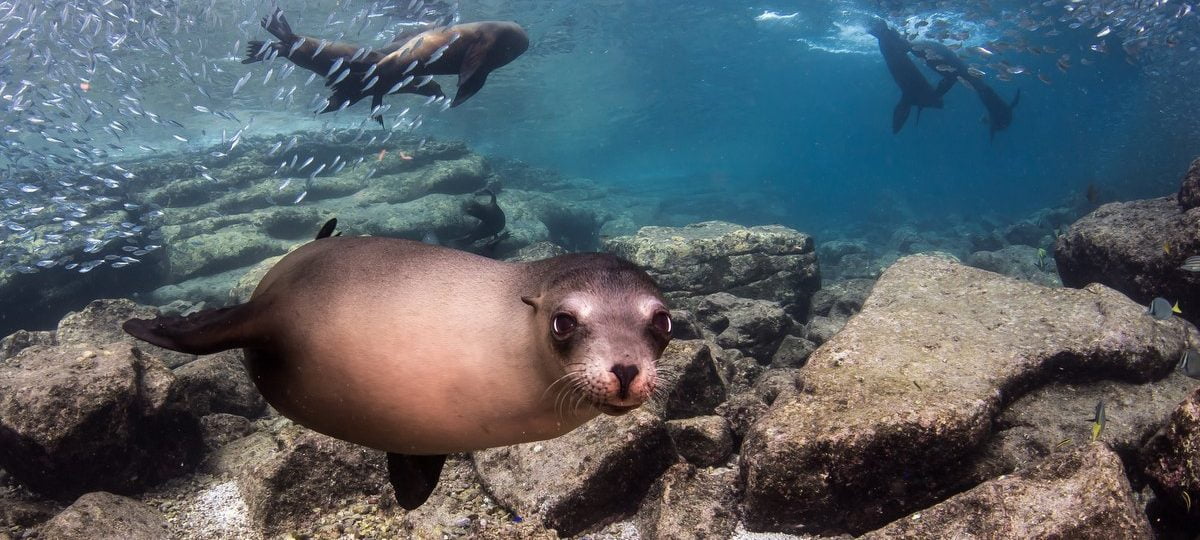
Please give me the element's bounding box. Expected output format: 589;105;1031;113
122;220;672;509
242;8;444;120
326;20;528;112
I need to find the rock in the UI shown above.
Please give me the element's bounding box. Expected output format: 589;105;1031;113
817;240;868;266
753;369;803;406
1178;157;1200;210
966;245;1062;287
0;342;203;501
56;299;195;368
809;279;874;320
162;222;292;283
1141;386;1200;521
0;330;53;361
966;374;1197;487
1056;194;1200;325
861;444;1152;539
740;255;1192;535
656;340;727;420
38;492;170;539
472;410;675;536
714;392;768;446
200;413;255;452
234;422;391;536
173;350;266;419
803;315;844;345
504;241;567;263
1002;218;1049;248
770;335;816;369
602;221;820;318
230;254;283;303
665;416;734;467
665;309;704;341
635;463;739;540
693;293;792;362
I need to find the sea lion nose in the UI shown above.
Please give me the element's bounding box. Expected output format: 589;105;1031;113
611;364;639;399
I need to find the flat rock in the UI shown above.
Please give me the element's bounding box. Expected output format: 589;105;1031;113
770;335;816;369
665;416;734;467
0;329;53;361
693;293;792;362
472;410;675;536
230;254;283;303
38;491;170;540
966;245;1061;288
635;463;739;540
966;373;1197;486
861;444;1152;539
1055;195;1200;325
173;350;266;418
1178;157;1200;210
602;221;820;318
1141;386;1200;521
809;278;874;320
57;298;195;367
234;422;391;536
740;255;1193;535
655;340;727;420
0;342;203;501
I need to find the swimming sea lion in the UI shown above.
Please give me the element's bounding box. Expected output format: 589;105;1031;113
867;20;946;134
453;189;507;250
242;8;444;119
326;20;528;113
122;222;671;509
910;41;1021;141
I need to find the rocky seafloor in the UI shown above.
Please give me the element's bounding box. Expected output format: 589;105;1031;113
1;139;1199;539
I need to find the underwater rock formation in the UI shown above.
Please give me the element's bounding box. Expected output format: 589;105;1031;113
1056;162;1200;324
655;340;728;420
0;340;203;501
966;244;1062;287
861;444;1153;539
634;463;739;539
665;416;734;468
602;221;820;319
1177;157;1200;210
38;491;170;539
692;293;793;362
1141;386;1200;524
472;410;675;537
740;255;1193;535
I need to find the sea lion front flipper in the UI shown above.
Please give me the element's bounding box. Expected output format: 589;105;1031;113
386;453;447;510
315;218;338;239
452;41;492;107
934;76;956;97
892;99;912;134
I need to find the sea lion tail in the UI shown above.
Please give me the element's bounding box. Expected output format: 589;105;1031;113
122;304;261;355
243;40;270;64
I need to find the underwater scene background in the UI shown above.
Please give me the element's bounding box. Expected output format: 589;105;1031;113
2;0;1200;538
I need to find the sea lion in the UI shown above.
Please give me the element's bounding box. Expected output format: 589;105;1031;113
326;20;528;112
453;189;507;251
867;20;946;134
122;221;671;509
910;41;1021;141
242;8;445;119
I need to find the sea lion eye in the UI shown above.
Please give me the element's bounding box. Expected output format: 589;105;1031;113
651;311;672;335
552;313;577;338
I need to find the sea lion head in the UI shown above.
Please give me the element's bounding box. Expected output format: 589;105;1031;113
482;21;529;69
523;254;671;417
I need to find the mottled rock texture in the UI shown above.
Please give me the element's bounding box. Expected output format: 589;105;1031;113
740;255;1192;535
38;491;170;540
1141;386;1200;522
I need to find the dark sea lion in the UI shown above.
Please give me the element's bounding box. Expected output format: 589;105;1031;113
454;189;507;249
326;20;528;112
867;20;945;134
122;225;671;509
242;8;444;119
910;40;1021;140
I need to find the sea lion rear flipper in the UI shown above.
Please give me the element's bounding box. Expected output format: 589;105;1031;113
243;40;269;64
386;453;447;510
892;99;911;134
261;7;294;42
122;304;261;355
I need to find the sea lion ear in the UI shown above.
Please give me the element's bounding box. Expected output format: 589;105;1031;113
521;295;541;311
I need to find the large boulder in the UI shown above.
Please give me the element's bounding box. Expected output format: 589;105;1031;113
655;340;727;420
635;463;739;540
1141;386;1200;522
1056;180;1200;326
38;491;170;540
861;444;1152;539
692;293;793;362
0;343;203;501
57;298;194;368
602;221;820;318
472;410;675;536
740;255;1192;535
1178;157;1200;210
173;350;267;419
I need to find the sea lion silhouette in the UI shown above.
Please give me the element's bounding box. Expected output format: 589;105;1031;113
867;20;946;134
910;40;1021;140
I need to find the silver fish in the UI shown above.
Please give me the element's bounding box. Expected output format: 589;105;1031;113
1181;256;1200;272
326;57;345;77
232;72;251;95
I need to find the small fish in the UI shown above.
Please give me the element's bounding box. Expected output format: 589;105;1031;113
1182;256;1200;272
1090;399;1106;442
1165;241;1172;255
1174;301;1183;314
402;60;418;74
1054;437;1073;449
1149;297;1175;320
362;75;379;92
294;190;308;204
232;72;252;95
421;231;440;245
377;149;387;161
1184;491;1193;513
427;44;449;64
331;68;351;85
326;57;345;78
1178;349;1200;380
298;156;315;170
